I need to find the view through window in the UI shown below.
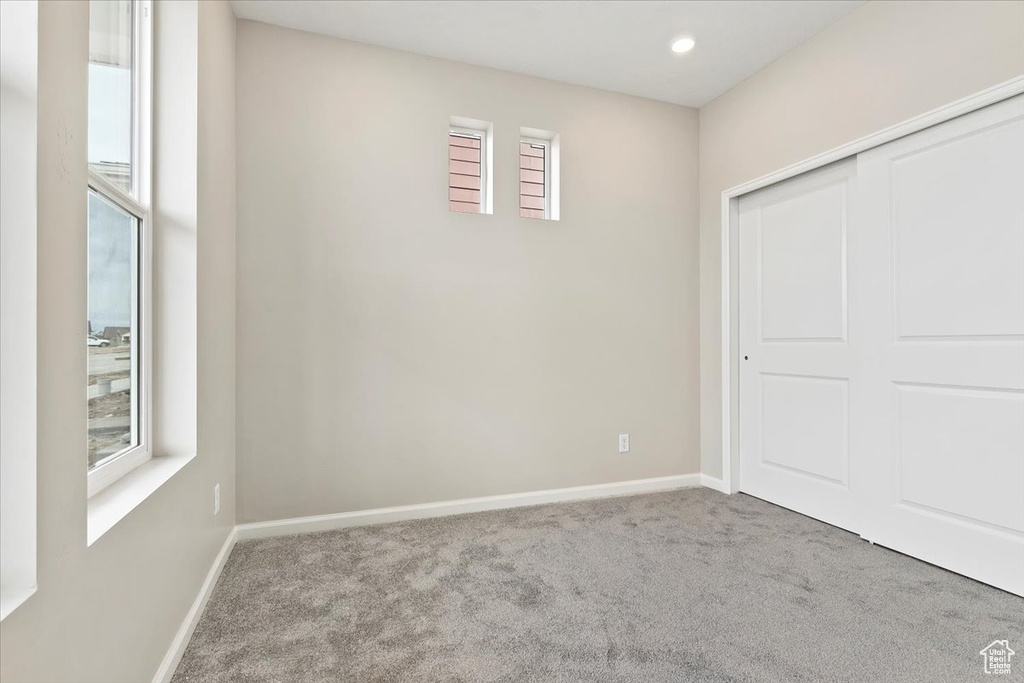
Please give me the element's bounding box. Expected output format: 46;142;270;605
88;0;133;192
520;140;547;219
449;131;483;213
87;0;146;477
87;190;138;468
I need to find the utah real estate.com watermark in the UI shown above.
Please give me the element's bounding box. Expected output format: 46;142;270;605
980;640;1015;675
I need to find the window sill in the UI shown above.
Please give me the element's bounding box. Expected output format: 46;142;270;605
87;451;195;546
0;585;37;622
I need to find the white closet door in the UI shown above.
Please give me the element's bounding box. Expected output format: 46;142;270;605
739;159;859;532
856;95;1024;595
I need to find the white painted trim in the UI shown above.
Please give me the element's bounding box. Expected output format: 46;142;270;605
718;75;1024;496
87;451;194;546
0;586;36;623
720;190;738;494
723;77;1024;201
0;0;39;624
700;475;729;494
236;474;701;541
152;527;237;683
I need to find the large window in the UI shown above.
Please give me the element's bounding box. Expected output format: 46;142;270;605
87;0;151;496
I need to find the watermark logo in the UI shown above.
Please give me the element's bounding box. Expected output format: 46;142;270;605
980;640;1015;675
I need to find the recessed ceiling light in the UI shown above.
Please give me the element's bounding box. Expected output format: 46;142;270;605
671;37;695;54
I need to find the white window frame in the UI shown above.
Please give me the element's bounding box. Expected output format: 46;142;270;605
87;0;153;498
520;136;552;219
449;124;489;214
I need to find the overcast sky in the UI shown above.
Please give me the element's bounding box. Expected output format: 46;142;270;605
87;62;133;333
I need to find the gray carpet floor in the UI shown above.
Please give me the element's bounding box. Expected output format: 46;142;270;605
172;489;1023;682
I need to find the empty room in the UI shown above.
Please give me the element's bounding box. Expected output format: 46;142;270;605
1;0;1023;681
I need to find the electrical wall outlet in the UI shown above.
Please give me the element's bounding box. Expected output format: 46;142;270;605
618;434;629;454
213;483;220;515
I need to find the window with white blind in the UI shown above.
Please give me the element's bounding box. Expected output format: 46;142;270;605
449;117;492;215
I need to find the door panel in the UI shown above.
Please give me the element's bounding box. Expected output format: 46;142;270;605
759;182;847;342
895;383;1023;534
855;94;1024;595
739;159;858;532
761;373;848;485
890;116;1024;340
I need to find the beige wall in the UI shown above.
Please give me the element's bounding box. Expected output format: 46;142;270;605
698;0;1024;479
198;0;238;533
235;21;700;523
0;2;236;681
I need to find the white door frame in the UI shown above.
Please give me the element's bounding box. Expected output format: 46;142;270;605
719;76;1024;495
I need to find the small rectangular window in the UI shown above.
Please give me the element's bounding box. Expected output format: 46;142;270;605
520;128;559;220
519;140;547;219
449;130;483;213
449;116;492;215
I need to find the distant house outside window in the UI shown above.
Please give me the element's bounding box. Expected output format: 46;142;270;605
449;131;482;213
520;128;559;220
520;140;547;219
449;117;492;215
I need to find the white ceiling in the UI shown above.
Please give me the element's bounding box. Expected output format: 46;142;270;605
230;1;864;108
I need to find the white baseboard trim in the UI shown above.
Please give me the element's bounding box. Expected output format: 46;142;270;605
700;474;729;494
153;527;237;683
235;474;702;541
